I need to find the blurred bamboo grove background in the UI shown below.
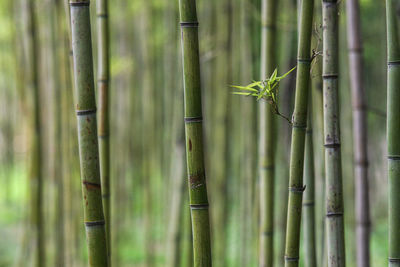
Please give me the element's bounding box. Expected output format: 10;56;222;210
0;0;391;266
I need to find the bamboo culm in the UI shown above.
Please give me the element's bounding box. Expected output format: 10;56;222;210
96;0;111;260
178;0;212;266
28;1;45;266
303;95;316;267
386;0;400;266
322;1;346;266
259;0;277;266
346;0;370;266
284;0;314;266
69;1;109;266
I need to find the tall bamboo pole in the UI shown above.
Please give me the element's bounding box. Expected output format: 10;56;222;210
96;0;111;259
346;0;370;266
322;0;346;266
284;0;314;266
303;95;316;267
386;0;400;266
69;1;108;266
178;0;212;266
28;0;45;266
259;0;277;266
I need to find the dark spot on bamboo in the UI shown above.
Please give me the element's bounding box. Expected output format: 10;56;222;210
189;139;192;151
189;173;204;189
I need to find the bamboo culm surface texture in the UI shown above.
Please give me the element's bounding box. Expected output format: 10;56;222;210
259;0;277;266
303;97;316;267
322;1;346;266
386;0;400;266
29;1;45;266
346;0;370;266
178;0;212;266
96;0;111;260
70;1;109;266
284;0;314;266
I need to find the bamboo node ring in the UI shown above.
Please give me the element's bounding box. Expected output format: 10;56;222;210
285;256;300;262
289;185;306;193
69;1;90;7
180;22;199;28
184;116;203;123
190;204;209;210
76;108;97;116
85;220;105;227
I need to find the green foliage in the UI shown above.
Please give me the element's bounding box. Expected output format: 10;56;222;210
232;66;296;123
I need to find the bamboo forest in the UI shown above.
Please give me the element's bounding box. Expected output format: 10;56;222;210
1;0;399;266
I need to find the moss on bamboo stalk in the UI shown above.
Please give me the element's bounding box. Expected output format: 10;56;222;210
96;0;111;260
69;1;108;266
259;0;277;266
284;0;314;266
322;1;346;266
386;0;400;266
178;0;212;266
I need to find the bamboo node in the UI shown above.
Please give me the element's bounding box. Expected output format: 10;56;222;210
190;204;209;210
322;73;339;79
326;212;343;217
288;185;306;194
388;60;400;66
184;116;203;123
303;201;314;206
388;156;400;160
69;1;90;7
285;256;300;262
389;258;400;263
180;22;199;28
262;231;273;236
97;14;108;18
297;58;311;64
324;143;340;148
76;108;97;116
84;220;105;227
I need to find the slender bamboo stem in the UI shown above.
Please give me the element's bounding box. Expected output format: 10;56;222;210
178;0;212;266
303;94;316;267
259;0;277;266
386;0;400;266
69;1;108;266
96;0;111;260
28;0;45;266
346;0;370;266
322;1;346;266
284;0;314;266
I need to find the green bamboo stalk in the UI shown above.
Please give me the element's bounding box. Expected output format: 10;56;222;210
178;0;212;266
52;0;65;266
346;0;370;266
259;0;277;266
28;1;45;266
322;1;346;266
96;0;111;260
284;0;314;266
69;1;108;266
386;0;400;266
303;95;316;267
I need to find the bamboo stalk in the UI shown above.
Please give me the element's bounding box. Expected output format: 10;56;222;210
69;1;108;266
28;0;45;266
284;0;314;266
96;0;111;260
322;1;346;266
346;0;370;266
178;0;212;266
259;0;277;266
303;94;316;267
386;0;400;266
